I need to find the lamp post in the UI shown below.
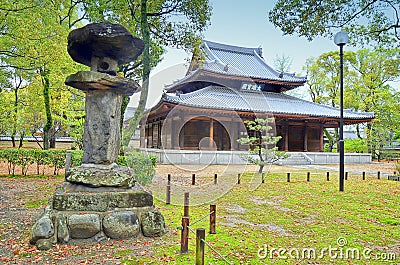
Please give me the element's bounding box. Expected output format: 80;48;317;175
334;31;349;192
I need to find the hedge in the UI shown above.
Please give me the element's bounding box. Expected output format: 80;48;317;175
0;149;157;184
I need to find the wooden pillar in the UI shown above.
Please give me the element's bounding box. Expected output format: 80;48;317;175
179;114;185;149
284;120;289;151
171;118;176;149
230;121;235;150
320;124;324;152
209;118;214;149
303;122;308;152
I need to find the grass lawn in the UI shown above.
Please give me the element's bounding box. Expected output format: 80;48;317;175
1;166;399;264
124;169;400;264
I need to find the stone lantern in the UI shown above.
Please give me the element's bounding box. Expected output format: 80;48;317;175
30;23;165;250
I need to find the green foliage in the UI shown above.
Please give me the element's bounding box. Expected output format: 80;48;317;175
344;138;368;153
124;151;156;185
237;118;288;173
380;150;400;161
305;48;400;154
0;149;66;176
0;149;156;182
269;0;400;48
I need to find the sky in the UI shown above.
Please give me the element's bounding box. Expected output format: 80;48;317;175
128;0;348;108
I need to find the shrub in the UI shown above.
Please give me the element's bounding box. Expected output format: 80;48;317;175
124;151;156;185
344;138;368;153
0;149;156;181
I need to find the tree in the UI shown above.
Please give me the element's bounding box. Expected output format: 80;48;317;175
273;53;293;73
304;48;400;154
237;118;288;173
0;0;86;149
81;0;212;148
346;48;400;154
269;0;400;47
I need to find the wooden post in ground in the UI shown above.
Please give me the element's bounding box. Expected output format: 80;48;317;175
237;173;241;184
210;204;216;234
377;171;380;180
214;174;217;184
184;192;189;217
262;173;265;183
362;172;366;180
287;173;290;182
166;185;171;204
345;172;348;180
180;216;189;254
192;174;196;185
326;172;330;181
196;228;205;265
307;172;310;182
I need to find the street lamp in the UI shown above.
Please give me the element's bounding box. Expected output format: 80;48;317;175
334;31;348;192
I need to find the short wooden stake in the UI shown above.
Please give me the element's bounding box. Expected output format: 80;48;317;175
287;173;290;182
196;228;205;265
345;172;348;180
180;216;189;254
210;204;216;234
237;173;241;184
184;192;189;217
214;174;217;184
262;173;265;183
166;185;171;205
326;172;330;181
377;171;380;180
362;172;366;180
192;174;196;185
307;172;310;182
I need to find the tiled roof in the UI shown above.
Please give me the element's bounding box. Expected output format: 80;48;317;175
202;40;306;83
162;86;374;120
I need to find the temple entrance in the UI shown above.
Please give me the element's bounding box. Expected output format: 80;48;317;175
179;117;231;150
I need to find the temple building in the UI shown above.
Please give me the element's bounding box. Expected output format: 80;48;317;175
140;40;374;163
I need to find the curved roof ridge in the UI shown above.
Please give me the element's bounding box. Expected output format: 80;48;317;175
203;41;225;65
203;40;261;55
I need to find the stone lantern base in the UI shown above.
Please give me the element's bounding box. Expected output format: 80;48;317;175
30;182;166;250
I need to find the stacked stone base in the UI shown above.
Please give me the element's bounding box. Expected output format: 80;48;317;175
30;182;166;250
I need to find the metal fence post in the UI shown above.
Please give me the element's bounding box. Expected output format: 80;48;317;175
287;173;290;182
214;174;217;184
192;173;196;185
307;172;310;182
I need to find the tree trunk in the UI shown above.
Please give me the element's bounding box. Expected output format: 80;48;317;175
120;96;130;153
258;164;264;174
11;87;18;148
18;133;24;148
50;126;56;148
122;0;150;148
41;69;52;150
